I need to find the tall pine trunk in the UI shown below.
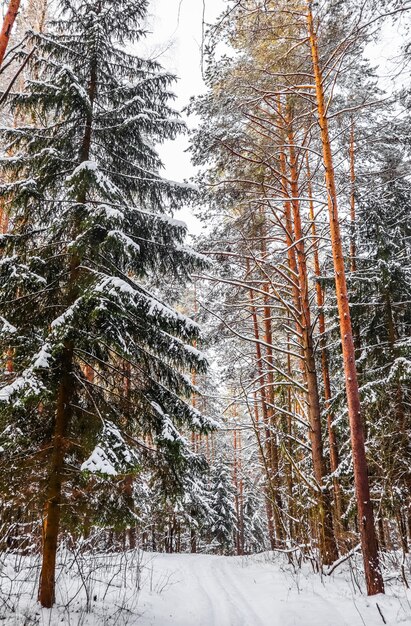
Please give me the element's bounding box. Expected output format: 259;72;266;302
0;0;21;67
247;259;281;548
258;215;286;544
285;111;338;565
306;1;384;595
349;119;357;274
305;152;343;534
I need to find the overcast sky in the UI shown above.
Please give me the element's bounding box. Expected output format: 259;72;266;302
140;0;225;233
142;1;409;234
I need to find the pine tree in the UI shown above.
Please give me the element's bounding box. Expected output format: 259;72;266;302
0;0;215;607
190;0;340;565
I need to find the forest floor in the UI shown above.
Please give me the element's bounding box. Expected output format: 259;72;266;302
0;550;410;625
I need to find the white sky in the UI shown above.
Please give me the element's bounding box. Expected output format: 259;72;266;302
143;2;409;234
141;0;225;234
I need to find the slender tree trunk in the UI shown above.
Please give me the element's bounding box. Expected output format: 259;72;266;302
247;256;284;544
0;0;22;67
306;1;384;594
284;328;296;541
284;108;338;565
233;424;240;553
305;152;343;533
39;232;80;606
39;345;73;607
377;516;386;552
279;117;333;557
258;211;286;542
252;385;276;549
237;429;245;555
191;282;199;453
396;510;408;555
190;525;197;553
262;280;285;544
28;0;48;33
349;119;357;273
122;362;137;550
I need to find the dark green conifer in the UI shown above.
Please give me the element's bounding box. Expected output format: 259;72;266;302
0;0;215;606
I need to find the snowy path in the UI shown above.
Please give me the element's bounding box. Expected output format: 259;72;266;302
137;552;411;626
1;550;410;624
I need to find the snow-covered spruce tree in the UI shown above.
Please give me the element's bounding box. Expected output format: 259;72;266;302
348;164;411;551
180;460;214;553
144;459;213;553
242;476;268;554
0;0;215;608
209;459;237;555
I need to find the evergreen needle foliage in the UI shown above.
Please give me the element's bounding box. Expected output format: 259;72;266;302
0;0;216;537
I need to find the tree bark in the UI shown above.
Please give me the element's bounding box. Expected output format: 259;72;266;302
39;345;73;607
251;385;276;549
305;152;343;533
306;1;384;595
0;0;22;68
284;110;338;565
349;119;357;273
262;280;285;544
247;254;285;545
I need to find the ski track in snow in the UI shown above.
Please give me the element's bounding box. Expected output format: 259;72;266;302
139;553;265;625
189;555;264;626
1;551;410;624
137;553;411;626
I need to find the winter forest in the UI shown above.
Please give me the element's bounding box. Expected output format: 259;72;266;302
0;0;410;624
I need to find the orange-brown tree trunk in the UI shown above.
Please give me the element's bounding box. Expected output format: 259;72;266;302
349;119;357;273
0;0;21;67
252;393;277;549
247;258;283;547
306;1;384;594
236;428;244;555
262;281;285;543
305;152;342;531
284;109;338;565
257;216;286;544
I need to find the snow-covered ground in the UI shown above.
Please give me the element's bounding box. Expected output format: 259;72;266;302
1;550;410;625
138;553;411;626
